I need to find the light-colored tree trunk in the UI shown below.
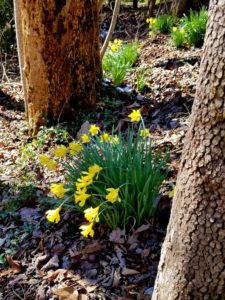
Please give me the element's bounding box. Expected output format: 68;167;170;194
15;0;101;134
170;0;187;16
152;0;225;299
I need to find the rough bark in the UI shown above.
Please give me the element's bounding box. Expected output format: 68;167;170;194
148;0;156;16
170;0;188;15
16;0;101;133
152;0;225;299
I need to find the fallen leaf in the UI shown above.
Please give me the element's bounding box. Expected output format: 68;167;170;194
135;224;150;233
121;267;140;276
109;228;125;244
53;286;79;300
41;254;59;271
6;256;21;274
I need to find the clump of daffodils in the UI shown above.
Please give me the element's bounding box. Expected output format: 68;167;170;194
40;110;168;238
109;39;122;53
146;17;156;30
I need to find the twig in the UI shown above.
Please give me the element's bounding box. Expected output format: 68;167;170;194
100;0;121;59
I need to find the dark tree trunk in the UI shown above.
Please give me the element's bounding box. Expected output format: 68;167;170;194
133;0;138;9
152;0;225;299
148;0;156;16
171;0;188;16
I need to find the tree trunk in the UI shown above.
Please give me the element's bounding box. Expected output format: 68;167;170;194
148;0;156;16
133;0;138;9
15;0;101;134
152;1;225;299
170;0;187;16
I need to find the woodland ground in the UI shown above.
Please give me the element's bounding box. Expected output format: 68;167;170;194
0;9;201;300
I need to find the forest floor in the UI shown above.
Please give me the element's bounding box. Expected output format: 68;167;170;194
0;9;201;300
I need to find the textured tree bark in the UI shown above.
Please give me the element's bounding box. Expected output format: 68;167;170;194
170;0;187;16
152;0;225;299
148;0;156;16
17;0;101;134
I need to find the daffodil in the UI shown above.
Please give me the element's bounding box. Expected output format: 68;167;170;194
109;135;119;145
79;222;95;238
105;188;120;203
76;180;89;191
88;164;103;175
100;133;110;143
172;26;177;32
46;206;61;223
45;159;58;170
50;183;66;198
81;171;95;182
81;134;90;143
89;124;100;136
39;155;51;165
169;186;176;199
140;129;150;138
84;206;100;223
75;190;91;207
68;142;83;155
114;39;122;45
128;109;141;122
54;145;67;157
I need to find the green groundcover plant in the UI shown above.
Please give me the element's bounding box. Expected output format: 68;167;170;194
39;110;169;238
102;39;139;86
180;7;208;47
147;15;176;34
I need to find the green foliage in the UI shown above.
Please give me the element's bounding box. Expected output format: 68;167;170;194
180;7;208;47
147;15;176;34
102;40;139;86
66;132;169;229
171;27;185;48
136;68;148;92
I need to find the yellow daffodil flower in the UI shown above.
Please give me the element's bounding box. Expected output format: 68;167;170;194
76;180;88;191
81;134;90;143
88;164;103;175
140;129;151;138
84;206;100;223
81;171;95;182
109;135;119;145
68;142;83;155
74;190;91;207
54;145;67;157
79;222;94;238
89;124;100;136
50;183;66;198
100;133;110;143
39;155;51;165
45;159;58;170
128;109;141;122
114;39;122;45
105;188;120;203
169;186;176;199
46;206;61;223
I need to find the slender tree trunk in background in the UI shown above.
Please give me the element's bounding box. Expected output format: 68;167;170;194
148;0;156;16
171;0;187;15
152;1;225;299
133;0;138;9
15;0;101;134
